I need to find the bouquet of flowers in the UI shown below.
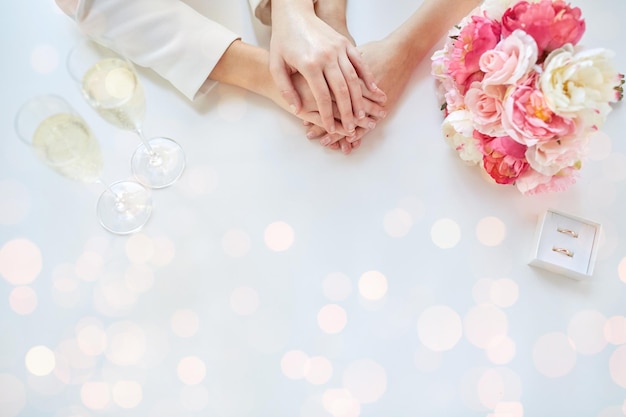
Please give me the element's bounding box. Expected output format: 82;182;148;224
431;0;624;194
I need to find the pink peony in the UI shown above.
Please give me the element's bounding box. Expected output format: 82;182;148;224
448;15;502;90
501;0;585;57
474;131;529;184
502;80;578;146
515;166;578;194
525;135;586;176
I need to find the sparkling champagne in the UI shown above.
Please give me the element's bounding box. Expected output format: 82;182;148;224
81;58;146;131
32;113;103;183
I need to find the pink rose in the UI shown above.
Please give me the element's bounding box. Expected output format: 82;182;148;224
474;132;529;184
465;83;506;136
480;29;538;86
515;166;578;194
448;15;502;89
502;80;577;146
501;0;585;57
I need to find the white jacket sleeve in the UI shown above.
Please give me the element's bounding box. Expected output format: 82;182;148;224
72;0;240;100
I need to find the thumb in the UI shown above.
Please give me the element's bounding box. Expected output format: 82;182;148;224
270;59;302;114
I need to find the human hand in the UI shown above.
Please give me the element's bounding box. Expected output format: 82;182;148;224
269;1;385;135
284;71;385;154
306;36;429;149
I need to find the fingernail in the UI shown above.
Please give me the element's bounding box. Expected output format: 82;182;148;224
347;123;355;133
341;142;349;153
290;104;297;114
379;110;387;118
306;131;316;139
347;134;358;143
320;136;332;146
358;110;365;119
368;121;376;129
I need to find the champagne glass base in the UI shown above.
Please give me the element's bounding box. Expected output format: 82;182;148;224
131;137;185;189
97;180;152;235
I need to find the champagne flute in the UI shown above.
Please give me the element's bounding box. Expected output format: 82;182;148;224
67;39;185;189
15;94;153;234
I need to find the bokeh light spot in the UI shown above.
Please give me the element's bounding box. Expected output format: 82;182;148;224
476;216;506;246
125;234;155;264
105;321;146;366
80;381;111;410
567;310;608;355
318;304;348;334
112;380;142;409
280;350;310;380
322;272;352;302
604;316;626;345
264;221;294;252
383;208;413;238
342;359;387;404
358;270;388;301
431;218;461;249
151;237;176;267
9;286;38;315
618;258;626;284
609;345;626;389
177;356;206;385
230;286;260;316
464;304;509;349
74;251;103;282
489;279;519;308
0;238;42;285
25;345;56;376
533;332;577;378
492;402;524;417
170;309;200;338
417;305;463;352
322;389;361;417
76;323;108;356
486;336;516;365
124;264;154;294
305;356;333;385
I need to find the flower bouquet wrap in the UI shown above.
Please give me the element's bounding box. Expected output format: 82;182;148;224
432;0;624;194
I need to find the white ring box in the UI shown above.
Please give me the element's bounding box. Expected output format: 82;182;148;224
528;209;601;280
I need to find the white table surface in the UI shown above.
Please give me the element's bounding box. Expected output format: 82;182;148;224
1;1;626;416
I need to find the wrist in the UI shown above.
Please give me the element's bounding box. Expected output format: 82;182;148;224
209;40;274;98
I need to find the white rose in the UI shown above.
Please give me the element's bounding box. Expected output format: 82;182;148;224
442;110;483;165
540;45;619;126
480;0;516;20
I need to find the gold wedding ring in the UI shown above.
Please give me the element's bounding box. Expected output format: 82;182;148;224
557;228;579;238
552;247;574;257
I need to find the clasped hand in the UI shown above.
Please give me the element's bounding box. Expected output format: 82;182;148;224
269;0;387;154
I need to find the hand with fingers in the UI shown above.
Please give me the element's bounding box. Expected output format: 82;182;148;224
269;0;386;138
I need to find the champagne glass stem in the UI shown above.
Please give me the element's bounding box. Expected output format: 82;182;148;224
95;179;128;213
134;127;163;167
